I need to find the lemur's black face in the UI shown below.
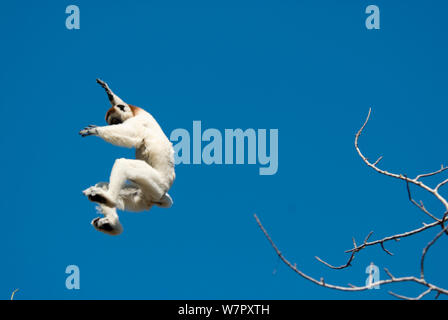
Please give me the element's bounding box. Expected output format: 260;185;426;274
105;104;133;125
109;117;122;125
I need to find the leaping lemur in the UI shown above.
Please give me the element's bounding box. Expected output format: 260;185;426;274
80;79;175;235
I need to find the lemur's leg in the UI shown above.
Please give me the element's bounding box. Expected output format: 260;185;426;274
107;159;169;206
118;184;173;210
96;79;127;106
92;204;123;236
83;184;116;207
84;182;172;211
83;159;170;209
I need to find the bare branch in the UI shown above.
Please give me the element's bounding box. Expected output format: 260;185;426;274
254;214;448;296
314;215;448;271
415;165;448;181
420;225;448;279
372;156;383;166
363;231;374;244
345;218;445;253
405;178;440;222
10;289;18;300
355;109;448;213
384;268;395;280
435;178;448;192
389;288;433;300
315;252;355;270
380;242;394;256
255;109;448;299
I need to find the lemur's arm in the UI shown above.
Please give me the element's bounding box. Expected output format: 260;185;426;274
96;78;127;106
79;123;141;148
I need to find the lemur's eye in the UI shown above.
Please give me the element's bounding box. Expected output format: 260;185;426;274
110;118;121;125
116;104;126;111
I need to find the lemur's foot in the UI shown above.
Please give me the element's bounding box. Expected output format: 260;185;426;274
91;217;122;236
153;193;173;208
83;186;116;207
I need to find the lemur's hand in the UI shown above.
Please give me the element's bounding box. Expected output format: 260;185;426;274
96;79;115;102
96;79;109;89
79;125;99;137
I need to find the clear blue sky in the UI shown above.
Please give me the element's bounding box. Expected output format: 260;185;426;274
1;0;448;299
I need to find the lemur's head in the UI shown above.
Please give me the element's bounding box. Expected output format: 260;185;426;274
105;104;136;125
96;78;142;125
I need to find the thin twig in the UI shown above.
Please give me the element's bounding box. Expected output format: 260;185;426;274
380;242;394;256
389;288;432;300
405;178;440;222
420;225;448;279
415;165;447;181
315;252;356;270
345;218;446;253
10;289;18;300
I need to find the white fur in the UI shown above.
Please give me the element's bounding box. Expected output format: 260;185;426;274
81;80;175;235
